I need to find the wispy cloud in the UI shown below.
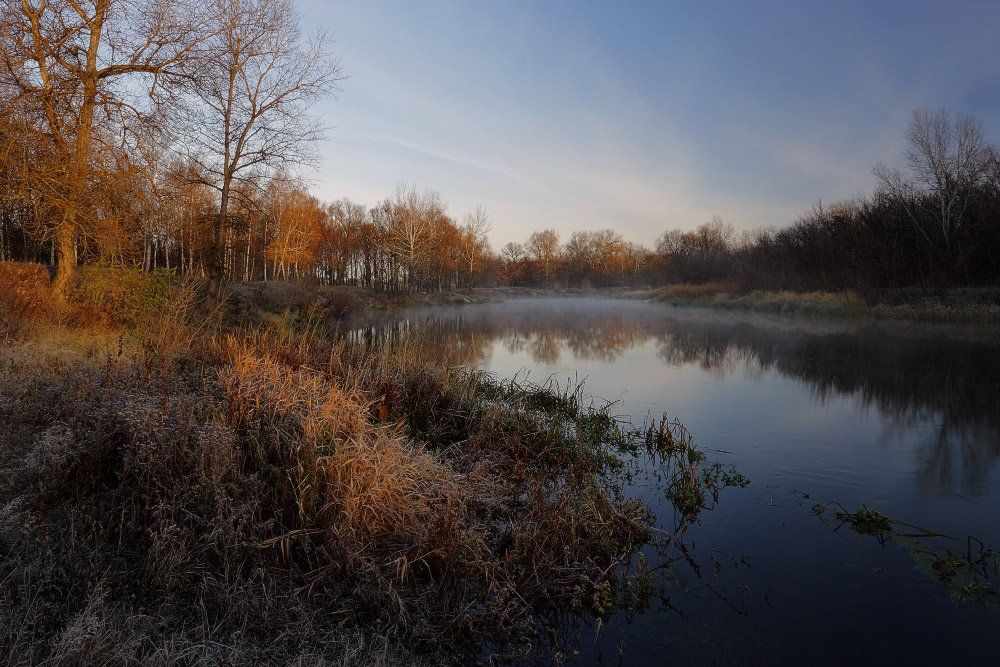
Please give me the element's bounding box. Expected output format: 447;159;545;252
305;0;1000;247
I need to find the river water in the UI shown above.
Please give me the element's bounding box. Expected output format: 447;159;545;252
343;297;1000;664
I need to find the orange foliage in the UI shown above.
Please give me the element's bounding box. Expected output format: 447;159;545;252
0;261;52;332
266;185;326;278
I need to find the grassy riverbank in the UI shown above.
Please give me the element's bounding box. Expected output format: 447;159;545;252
233;280;1000;327
1;268;710;663
635;284;1000;324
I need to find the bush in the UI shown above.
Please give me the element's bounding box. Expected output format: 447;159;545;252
0;261;52;339
72;265;175;326
322;288;361;318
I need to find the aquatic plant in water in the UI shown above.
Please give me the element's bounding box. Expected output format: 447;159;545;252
814;502;1000;608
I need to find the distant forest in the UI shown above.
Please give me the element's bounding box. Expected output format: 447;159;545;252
1;0;998;293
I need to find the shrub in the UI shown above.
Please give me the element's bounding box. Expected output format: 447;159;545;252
650;282;739;300
72;265;175;326
0;261;52;339
230;281;315;317
323;288;361;318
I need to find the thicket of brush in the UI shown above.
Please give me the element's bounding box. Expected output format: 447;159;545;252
0;262;666;663
641;283;1000;324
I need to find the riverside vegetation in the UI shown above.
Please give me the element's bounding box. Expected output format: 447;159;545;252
637;283;1000;324
0;264;748;664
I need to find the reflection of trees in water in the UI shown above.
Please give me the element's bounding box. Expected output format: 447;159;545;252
342;301;652;366
654;317;1000;496
653;325;752;379
341;317;495;368
914;421;996;497
526;330;561;365
341;300;1000;495
494;305;649;364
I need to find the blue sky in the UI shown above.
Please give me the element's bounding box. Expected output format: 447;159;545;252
299;0;1000;247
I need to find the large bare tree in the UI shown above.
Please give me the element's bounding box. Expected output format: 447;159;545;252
875;108;990;249
186;0;342;280
0;0;209;295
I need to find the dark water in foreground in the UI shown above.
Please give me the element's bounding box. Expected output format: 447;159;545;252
344;298;1000;664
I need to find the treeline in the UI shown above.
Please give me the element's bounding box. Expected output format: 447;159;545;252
0;0;504;293
498;229;654;288
499;109;1000;291
0;172;496;291
653;109;1000;291
1;0;997;297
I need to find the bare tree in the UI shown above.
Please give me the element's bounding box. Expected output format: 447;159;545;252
654;229;685;258
0;0;209;295
624;241;650;283
875;108;990;248
459;205;491;277
563;231;595;279
323;197;366;284
695;215;734;256
501;241;524;264
161;157;215;274
988;144;1000;195
187;0;343;280
383;182;441;289
526;228;559;284
132;124;173;271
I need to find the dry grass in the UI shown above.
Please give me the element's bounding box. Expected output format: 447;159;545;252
0;291;660;663
641;283;1000;324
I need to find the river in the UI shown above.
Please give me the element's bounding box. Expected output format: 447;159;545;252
341;297;1000;664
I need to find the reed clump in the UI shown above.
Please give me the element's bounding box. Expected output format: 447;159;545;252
0;286;657;663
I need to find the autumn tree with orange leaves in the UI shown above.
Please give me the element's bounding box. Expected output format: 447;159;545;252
265;179;324;280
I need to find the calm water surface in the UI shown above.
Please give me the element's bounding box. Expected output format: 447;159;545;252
344;298;1000;664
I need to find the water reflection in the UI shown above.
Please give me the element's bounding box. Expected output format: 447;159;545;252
341;298;1000;497
343;300;652;366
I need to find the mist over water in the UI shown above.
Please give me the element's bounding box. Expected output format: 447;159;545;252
342;298;1000;663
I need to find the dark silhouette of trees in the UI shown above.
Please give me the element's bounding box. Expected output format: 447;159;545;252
648;110;1000;292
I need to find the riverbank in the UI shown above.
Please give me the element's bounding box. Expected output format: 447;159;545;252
227;282;641;325
0;273;688;663
633;283;1000;325
229;281;1000;327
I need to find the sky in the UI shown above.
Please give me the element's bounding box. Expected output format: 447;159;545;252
298;0;1000;248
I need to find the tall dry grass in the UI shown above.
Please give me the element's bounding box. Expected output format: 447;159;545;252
0;292;660;663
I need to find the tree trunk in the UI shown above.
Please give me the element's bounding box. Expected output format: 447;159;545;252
244;223;252;281
52;218;77;296
211;183;229;281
